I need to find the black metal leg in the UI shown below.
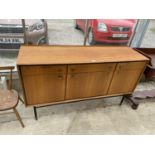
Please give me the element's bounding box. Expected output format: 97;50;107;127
33;106;38;120
125;97;139;110
119;96;125;106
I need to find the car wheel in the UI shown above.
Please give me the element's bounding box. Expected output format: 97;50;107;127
88;28;95;45
38;37;47;45
74;21;80;30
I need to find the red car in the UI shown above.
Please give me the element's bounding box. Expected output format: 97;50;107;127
75;19;135;45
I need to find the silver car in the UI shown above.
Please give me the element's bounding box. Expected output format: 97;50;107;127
0;19;48;51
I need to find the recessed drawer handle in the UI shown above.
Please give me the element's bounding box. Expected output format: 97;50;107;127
58;69;62;72
58;75;63;79
71;69;75;72
71;74;75;77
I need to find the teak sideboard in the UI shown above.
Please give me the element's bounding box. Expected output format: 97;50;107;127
17;46;149;111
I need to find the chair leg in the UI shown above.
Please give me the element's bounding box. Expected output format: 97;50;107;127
19;95;24;104
119;96;125;106
13;107;25;128
33;106;38;120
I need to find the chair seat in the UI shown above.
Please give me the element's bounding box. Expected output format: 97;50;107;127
0;89;18;111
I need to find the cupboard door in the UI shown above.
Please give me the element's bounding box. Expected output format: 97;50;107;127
66;63;116;100
21;65;67;105
108;61;146;95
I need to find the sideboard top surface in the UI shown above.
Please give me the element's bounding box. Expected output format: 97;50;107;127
17;45;149;65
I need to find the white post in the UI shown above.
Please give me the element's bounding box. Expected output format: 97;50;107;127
129;19;150;48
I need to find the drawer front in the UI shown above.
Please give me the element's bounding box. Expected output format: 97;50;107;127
68;63;116;73
21;65;67;76
117;61;146;71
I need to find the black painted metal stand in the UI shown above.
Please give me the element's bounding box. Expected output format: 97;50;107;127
33;95;136;120
119;95;139;110
33;106;38;120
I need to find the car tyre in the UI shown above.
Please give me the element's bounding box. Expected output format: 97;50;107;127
74;21;80;30
88;28;96;45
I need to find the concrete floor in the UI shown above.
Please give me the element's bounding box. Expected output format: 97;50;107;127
47;19;85;45
0;81;155;135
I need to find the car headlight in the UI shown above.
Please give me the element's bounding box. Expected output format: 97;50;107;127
97;22;108;32
29;20;44;32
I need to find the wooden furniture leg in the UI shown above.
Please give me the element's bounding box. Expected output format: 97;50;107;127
19;95;24;104
13;107;25;128
33;107;38;120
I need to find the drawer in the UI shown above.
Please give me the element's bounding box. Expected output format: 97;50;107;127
21;65;67;76
117;61;146;71
68;63;116;73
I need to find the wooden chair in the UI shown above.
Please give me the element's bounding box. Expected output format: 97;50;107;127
0;66;24;128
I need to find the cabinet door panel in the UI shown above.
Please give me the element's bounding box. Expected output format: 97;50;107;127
21;65;67;105
66;64;116;100
108;61;146;95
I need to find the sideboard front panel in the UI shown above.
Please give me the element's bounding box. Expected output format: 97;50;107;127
21;65;67;105
108;61;146;95
66;63;116;100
